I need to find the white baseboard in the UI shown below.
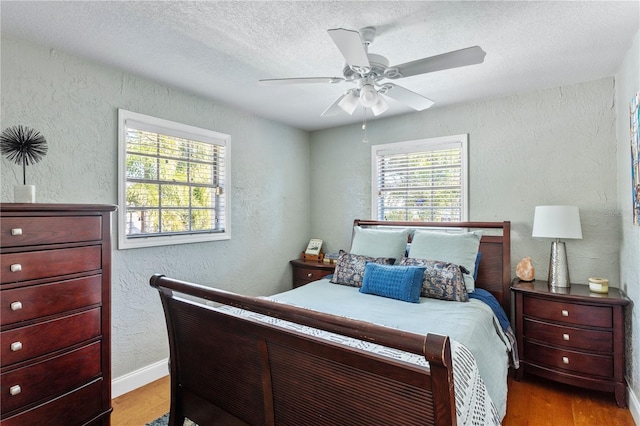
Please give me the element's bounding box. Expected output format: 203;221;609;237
629;385;640;426
111;358;169;398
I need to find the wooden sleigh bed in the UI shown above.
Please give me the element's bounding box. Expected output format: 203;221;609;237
150;220;511;426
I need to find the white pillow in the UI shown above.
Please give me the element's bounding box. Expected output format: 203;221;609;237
350;227;410;263
408;230;482;291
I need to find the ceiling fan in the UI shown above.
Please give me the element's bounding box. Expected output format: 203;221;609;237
259;27;486;117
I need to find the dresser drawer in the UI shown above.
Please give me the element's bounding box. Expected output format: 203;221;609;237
293;266;331;284
524;340;613;379
524;318;613;353
0;342;101;414
523;296;612;328
0;276;102;326
0;246;101;284
0;216;102;248
0;379;103;426
1;308;101;367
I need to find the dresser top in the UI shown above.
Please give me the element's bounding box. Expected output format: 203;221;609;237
511;279;629;305
0;203;117;213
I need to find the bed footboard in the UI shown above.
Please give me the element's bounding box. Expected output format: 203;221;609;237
150;274;456;426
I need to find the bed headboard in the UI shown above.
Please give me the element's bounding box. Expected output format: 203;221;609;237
352;220;511;314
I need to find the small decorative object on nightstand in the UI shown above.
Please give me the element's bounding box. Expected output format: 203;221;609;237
290;259;335;288
512;279;630;408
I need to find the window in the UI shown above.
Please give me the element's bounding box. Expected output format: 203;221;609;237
371;134;468;222
118;109;230;249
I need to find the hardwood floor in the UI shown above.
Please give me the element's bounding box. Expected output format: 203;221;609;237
112;374;636;425
111;376;170;425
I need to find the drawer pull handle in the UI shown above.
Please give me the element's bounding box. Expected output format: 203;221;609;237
563;333;570;341
561;310;569;317
9;385;21;396
10;264;22;273
10;342;22;352
307;273;313;278
10;301;23;311
562;356;569;364
10;228;23;236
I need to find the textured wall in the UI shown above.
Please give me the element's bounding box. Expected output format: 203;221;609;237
0;35;312;378
615;30;640;415
310;78;620;289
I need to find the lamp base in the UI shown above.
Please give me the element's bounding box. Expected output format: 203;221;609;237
548;240;570;288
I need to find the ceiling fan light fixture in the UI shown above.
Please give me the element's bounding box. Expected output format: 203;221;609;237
338;90;359;115
359;84;378;107
371;95;389;116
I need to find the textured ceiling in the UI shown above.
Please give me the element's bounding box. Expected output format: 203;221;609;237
1;1;638;131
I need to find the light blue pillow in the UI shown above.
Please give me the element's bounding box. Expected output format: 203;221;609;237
408;230;482;292
359;263;425;303
350;227;410;263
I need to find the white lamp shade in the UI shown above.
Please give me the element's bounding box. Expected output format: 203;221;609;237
359;84;378;107
338;90;359;115
532;205;583;239
371;95;389;116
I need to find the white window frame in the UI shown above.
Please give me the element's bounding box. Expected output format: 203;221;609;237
371;134;469;222
117;109;231;249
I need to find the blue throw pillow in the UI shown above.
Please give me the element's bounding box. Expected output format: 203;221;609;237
359;263;425;303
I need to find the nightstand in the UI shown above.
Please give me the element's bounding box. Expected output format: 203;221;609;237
290;259;335;288
512;279;629;407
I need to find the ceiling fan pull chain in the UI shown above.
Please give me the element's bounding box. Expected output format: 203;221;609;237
362;108;369;143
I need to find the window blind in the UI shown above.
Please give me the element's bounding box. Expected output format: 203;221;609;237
372;136;467;222
118;109;230;249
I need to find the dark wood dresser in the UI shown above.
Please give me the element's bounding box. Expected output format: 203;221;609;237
512;279;629;407
0;203;116;425
290;259;335;288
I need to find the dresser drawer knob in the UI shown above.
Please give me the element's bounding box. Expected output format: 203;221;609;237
562;356;569;364
307;273;313;278
10;228;23;236
563;333;570;341
10;301;23;311
10;264;22;273
561;310;569;317
10;342;22;352
9;385;21;396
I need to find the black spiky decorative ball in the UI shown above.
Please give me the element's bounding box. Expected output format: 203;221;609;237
0;125;48;185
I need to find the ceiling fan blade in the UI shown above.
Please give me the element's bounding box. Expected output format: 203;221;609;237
387;46;486;79
321;93;348;117
259;77;344;86
327;28;371;69
383;84;434;111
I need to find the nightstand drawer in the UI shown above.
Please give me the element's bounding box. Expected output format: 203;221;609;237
523;296;612;328
0;342;101;414
0;216;102;248
1;246;101;284
293;267;331;283
0;275;102;326
524;340;613;378
523;318;612;352
1;308;101;367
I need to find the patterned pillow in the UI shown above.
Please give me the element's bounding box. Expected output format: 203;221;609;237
359;263;425;303
330;250;396;288
400;257;469;302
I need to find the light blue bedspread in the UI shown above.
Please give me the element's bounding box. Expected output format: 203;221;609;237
271;278;510;420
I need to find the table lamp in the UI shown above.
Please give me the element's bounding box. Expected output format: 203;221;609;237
532;205;583;288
